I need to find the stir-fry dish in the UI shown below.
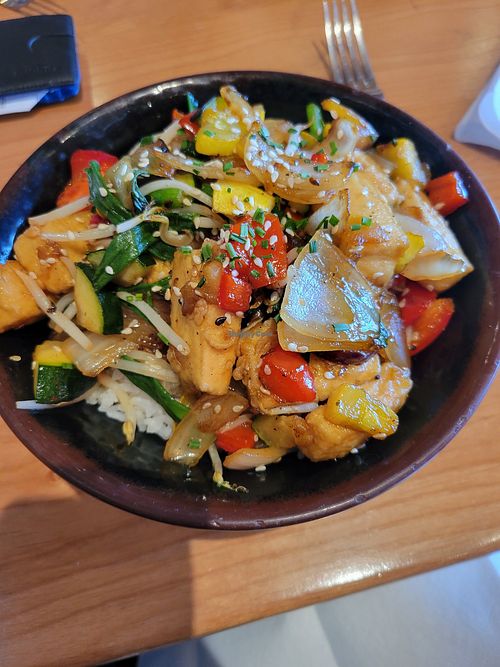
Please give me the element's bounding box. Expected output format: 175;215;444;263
0;86;473;487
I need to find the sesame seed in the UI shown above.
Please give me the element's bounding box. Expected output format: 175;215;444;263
67;231;76;240
202;402;212;409
104;265;114;275
29;271;37;280
255;465;267;472
225;313;232;324
269;234;278;245
248;196;255;206
372;271;384;279
124;172;134;182
264;220;272;231
99;187;108;197
232;404;244;413
260;387;271;395
287;342;298;351
164;288;171;300
182;197;191;206
324;371;335;379
399;298;406;308
129;319;140;328
297;345;309;353
235;310;244;317
263;364;271;375
193;255;202;265
9;355;21;362
121;327;133;335
172;286;182;297
138;160;149;169
155;349;163;358
434;202;445;211
46;257;57;264
211;183;222;191
231;269;239;277
351;448;359;454
151;285;162;293
254;257;263;268
214;404;222;414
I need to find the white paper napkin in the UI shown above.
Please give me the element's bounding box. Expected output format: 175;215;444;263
455;64;500;151
0;89;48;116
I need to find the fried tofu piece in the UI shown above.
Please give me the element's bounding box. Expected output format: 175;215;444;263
340;172;408;287
309;353;382;402
232;319;283;413
288;362;412;462
0;260;43;332
167;251;241;395
14;211;92;294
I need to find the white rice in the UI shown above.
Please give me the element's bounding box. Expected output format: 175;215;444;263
85;370;175;440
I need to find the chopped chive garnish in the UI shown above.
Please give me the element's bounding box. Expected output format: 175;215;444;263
215;253;226;263
261;253;273;259
333;323;349;333
223;161;233;173
227;186;232;193
329;141;338;156
253;208;265;224
230;232;246;244
201;244;212;262
261;239;269;249
188;437;201;449
193;168;200;175
287;127;298;134
240;222;249;238
351;224;362;231
250;269;261;279
180;245;192;253
255;226;265;237
186;92;198;112
361;216;372;226
251;239;257;247
193;159;204;166
309;239;318;253
352;163;360;172
203;129;215;137
274;312;282;322
248;225;255;238
176;128;185;135
196;276;206;288
314;164;328;172
326;214;339;227
266;261;276;278
226;242;238;259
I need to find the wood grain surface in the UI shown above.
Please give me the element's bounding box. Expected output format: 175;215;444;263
0;1;499;665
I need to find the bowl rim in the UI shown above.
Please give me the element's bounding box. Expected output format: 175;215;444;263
0;70;499;530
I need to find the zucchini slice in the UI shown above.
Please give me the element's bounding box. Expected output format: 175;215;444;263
252;415;296;450
33;341;94;404
74;265;123;334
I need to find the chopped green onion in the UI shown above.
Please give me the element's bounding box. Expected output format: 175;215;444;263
323;214;339;228
329;141;338;156
180;245;192;254
230;232;246;244
352;163;360;172
203;129;215;137
314;164;328;172
253;208;265;224
201;244;213;262
240;222;249;238
351;224;361;231
255;226;265;237
250;269;261;279
223;161;233;173
266;261;276;278
140;135;154;146
189;437;201;449
226;242;238;259
196;276;206;288
306;102;324;141
361;216;372;226
333;323;350;333
186;92;198;112
261;239;269;249
309;240;318;253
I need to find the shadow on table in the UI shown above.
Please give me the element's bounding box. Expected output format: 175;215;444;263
0;488;253;667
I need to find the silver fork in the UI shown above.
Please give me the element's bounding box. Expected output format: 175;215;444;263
0;0;63;14
322;0;383;98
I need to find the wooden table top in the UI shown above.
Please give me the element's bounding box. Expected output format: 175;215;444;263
1;1;499;665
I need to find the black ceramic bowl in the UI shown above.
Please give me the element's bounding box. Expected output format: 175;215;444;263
0;72;499;529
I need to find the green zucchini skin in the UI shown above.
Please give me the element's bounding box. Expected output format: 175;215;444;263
35;365;94;404
75;264;123;335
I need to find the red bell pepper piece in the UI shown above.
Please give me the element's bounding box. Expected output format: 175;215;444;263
226;213;288;289
216;421;256;453
409;298;455;356
400;280;436;327
172;109;200;137
218;270;252;313
311;150;328;164
426;171;469;217
259;347;316;403
57;149;118;207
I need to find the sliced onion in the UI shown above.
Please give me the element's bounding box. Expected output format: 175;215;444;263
29;196;90;226
63;301;77;321
62;334;137;377
16;389;94;410
55;292;74;312
379;292;411;369
15;269;92;350
394;213;448;253
164;411;214;467
98;371;137;445
267;402;319;415
156;119;181;147
223;446;289;470
41;226;116;242
170;204;225;227
113;358;178;384
195;392;249;433
160;226;193;247
306;188;349;235
216;414;252;434
117;292;190;355
140;178;212;207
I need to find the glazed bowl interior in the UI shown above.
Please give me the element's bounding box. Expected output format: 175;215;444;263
0;72;498;529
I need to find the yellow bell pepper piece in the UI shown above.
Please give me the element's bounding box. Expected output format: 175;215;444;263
200;97;228;124
196;102;244;156
321;98;378;146
376;138;427;186
212;181;275;216
325;383;398;438
395;231;425;272
300;130;317;149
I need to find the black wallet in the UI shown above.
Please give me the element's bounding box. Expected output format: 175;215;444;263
0;14;80;105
